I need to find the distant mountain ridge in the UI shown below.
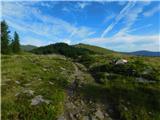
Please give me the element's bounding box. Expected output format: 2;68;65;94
126;50;160;57
21;45;37;51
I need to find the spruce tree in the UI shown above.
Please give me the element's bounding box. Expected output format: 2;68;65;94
1;20;10;54
12;31;20;53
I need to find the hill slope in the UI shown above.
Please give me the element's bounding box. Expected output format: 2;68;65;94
21;45;37;51
2;43;160;120
127;50;160;56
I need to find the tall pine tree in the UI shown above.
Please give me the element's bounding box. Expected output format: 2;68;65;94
12;31;20;53
1;20;10;54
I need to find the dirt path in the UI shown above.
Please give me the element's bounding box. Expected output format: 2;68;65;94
58;62;112;120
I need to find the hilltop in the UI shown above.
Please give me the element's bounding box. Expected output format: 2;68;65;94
2;43;160;120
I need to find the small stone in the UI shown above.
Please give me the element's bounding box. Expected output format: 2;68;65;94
104;113;109;117
42;68;47;72
15;80;20;84
82;116;90;120
57;115;66;120
31;95;51;105
24;83;31;86
49;81;54;85
15;92;20;97
60;67;66;71
69;113;75;120
148;112;152;115
124;106;128;111
95;109;104;119
23;89;34;96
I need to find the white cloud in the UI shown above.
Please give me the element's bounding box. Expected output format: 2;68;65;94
103;12;116;24
127;24;152;33
118;1;127;6
85;34;159;52
61;39;71;45
101;1;136;38
62;7;70;12
143;5;160;17
2;2;94;45
101;1;152;38
77;2;90;9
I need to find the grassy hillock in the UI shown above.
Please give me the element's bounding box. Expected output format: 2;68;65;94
31;43;94;59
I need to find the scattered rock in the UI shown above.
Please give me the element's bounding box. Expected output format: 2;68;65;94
91;115;97;120
115;59;128;65
15;80;20;84
60;67;66;71
82;116;90;120
31;95;51;105
15;92;20;97
38;78;42;81
95;109;104;119
24;83;31;86
136;77;156;83
42;68;47;72
57;115;66;120
49;81;54;85
69;113;75;120
104;113;109;117
23;89;34;96
124;106;128;111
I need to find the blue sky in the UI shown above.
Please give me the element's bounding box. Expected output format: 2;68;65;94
1;1;160;52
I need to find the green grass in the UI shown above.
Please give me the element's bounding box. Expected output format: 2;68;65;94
2;44;160;120
1;54;75;120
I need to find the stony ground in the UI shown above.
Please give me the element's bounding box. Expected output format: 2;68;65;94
58;62;113;120
2;54;160;120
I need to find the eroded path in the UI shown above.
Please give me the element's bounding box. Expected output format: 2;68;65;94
58;62;113;120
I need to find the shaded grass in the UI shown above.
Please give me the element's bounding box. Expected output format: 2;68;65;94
79;80;160;120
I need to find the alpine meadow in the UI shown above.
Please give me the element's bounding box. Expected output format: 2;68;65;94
1;1;160;120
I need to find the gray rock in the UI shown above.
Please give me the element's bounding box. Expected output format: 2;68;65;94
42;68;47;72
15;80;20;84
57;115;66;120
23;89;34;96
49;81;54;85
82;116;90;120
91;116;97;120
31;95;51;105
24;83;31;86
95;109;104;119
69;113;75;120
60;67;66;71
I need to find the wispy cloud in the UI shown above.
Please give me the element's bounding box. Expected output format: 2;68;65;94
2;2;94;45
103;12;116;24
127;24;152;33
101;1;136;38
85;34;159;52
143;5;160;17
77;2;90;9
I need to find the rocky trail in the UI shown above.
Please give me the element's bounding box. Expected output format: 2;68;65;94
58;62;113;120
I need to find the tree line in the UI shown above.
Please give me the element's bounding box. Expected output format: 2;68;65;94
1;20;20;54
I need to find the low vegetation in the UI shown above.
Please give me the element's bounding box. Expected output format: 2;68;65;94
1;33;160;119
1;54;75;120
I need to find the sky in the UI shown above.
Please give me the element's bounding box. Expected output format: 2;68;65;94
1;1;160;52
